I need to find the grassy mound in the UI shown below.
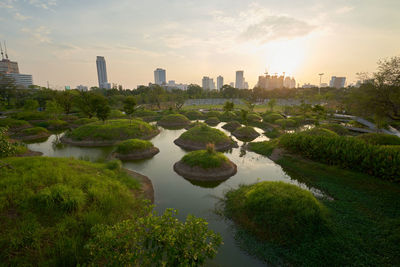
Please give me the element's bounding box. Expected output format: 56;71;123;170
320;123;349;136
11;111;50;121
263;113;284;123
0;157;143;266
66;119;158;142
115;139;154;154
232;126;260;141
73;118;98;125
248;139;279;156
158;114;190;127
274;118;297;128
185;121;207;130
356;133;400;145
176;124;232;150
182;149;229;169
184;110;203;120
0;118;30;130
110;109;126;118
222;121;242;132
21;127;49;136
134;109;157;117
47;119;68;130
205;116;220;126
206;110;221;118
302;127;338;137
224;181;327;244
247;113;262;123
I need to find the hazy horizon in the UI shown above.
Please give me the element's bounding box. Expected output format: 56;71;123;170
1;0;399;89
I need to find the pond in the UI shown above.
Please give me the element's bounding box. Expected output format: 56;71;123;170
28;122;324;266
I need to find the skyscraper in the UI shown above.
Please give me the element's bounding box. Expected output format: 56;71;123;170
329;76;346;88
202;76;211;90
154;68;166;85
217;75;223;90
96;56;110;89
235;70;244;89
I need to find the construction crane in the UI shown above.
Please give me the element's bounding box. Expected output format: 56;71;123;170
318;73;324;95
0;42;3;60
4;41;8;59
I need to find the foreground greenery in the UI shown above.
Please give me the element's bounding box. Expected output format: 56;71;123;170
115;139;154;154
0;157;222;266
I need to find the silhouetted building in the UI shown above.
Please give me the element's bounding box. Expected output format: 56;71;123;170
329;76;346;88
235;70;244;89
0;43;32;88
96;56;111;89
257;72;293;90
217;75;223;90
154;68;166;85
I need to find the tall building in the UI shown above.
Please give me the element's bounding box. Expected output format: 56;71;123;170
154;68;166;85
202;76;215;90
76;85;88;91
0;42;32;88
244;81;249;89
257;72;294;90
229;82;234;87
235;70;244;89
217;75;223;90
96;56;110;89
329;76;346;88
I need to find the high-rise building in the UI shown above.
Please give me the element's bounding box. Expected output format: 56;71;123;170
229;82;234;87
96;56;110;89
329;76;346;88
244;81;249;89
235;70;244;89
217;75;223;90
257;72;294;90
202;76;212;90
0;42;32;88
154;68;166;85
76;85;88;91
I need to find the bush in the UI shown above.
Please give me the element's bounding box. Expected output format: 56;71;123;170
205;110;221;118
86;209;222;266
220;111;238;122
320;123;349;136
48;119;68;129
222;121;242;132
232;126;260;141
74;118;98;125
205;116;220;126
109;109;126;118
0;118;30;129
302;127;338;137
247;113;262;123
263;113;284;123
12;111;49;121
356;133;400;145
182;149;228;169
279;133;400;181
158;114;190;126
0;127;16;158
274;118;297;128
248;139;278;156
115;139;154;154
134;109;157;117
225;181;327;244
21;127;49;136
184;110;203;120
178;124;231;145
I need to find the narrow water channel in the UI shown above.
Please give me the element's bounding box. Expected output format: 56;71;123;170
28;122;319;266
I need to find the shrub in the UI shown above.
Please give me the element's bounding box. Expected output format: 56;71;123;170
248;139;278;156
274;118;297;128
263;113;284;123
109;109;126;118
134;109;157;117
158;114;190;125
184;110;203;120
0;118;30;129
356;133;400;146
74;118;98;125
279;133;400;181
21;127;49;136
302;127;338;137
205;116;220;126
0;127;16;157
182;149;228;169
247;113;262;123
115;139;154;154
48;119;68;129
320;123;349;136
205;110;221;118
106;159;122;170
224;181;328;244
232;126;260;141
222;121;242;132
220;111;238;122
179;124;231;145
12;111;49;121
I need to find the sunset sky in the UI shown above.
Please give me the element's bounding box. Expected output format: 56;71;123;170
1;0;399;89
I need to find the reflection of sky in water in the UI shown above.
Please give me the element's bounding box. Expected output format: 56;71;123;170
28;121;328;267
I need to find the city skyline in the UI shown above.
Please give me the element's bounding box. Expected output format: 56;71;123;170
1;0;399;89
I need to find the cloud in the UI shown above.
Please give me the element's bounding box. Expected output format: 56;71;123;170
21;26;52;43
336;6;354;14
14;12;30;20
240;15;316;43
28;0;57;10
0;0;15;9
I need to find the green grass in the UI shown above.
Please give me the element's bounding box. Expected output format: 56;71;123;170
66;119;158;141
182;149;228;168
179;124;231;145
264;128;281;139
320;123;350;136
274;118;297;128
11;111;50;121
222;121;242;132
115;139;154;154
263;113;284;123
226;156;400;266
0;157;144;266
159;114;190;124
47;119;68;129
21;127;49;135
205;116;220;125
356;132;400;145
248;139;278;156
74;118;98;125
225;181;328;246
232;126;259;141
183;104;284;113
302;127;338;137
206;110;221;118
134;109;157;117
183;110;204;120
247;113;262;122
0;118;30;129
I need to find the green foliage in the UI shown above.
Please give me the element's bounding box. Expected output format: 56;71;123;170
232;126;260;141
279;132;400;181
274;118;296;128
264;128;281;139
0;127;16;157
159;114;190;125
47;119;68;130
302;127;339;137
219;111;238;121
86;209;222;266
123;96;137;120
267;99;277;112
134;109;157;117
74;118;98;125
205;116;220;126
179;125;231;145
184;110;203;120
21;127;49;135
45;100;63;119
247;113;262;123
263;113;284;123
109;109;126;118
11;111;49;121
222;121;242;132
66;119;158;141
105;159;122;171
0;157;142;265
0;118;30;129
223;101;234;112
320;123;350;136
23;99;39;111
356;133;400;145
96;104;111;123
206;110;221;118
115;139;154;154
224;181;327;244
182;149;228;169
248;139;278;156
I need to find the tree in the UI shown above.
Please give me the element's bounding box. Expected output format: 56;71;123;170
223;101;234;112
123;96;137;124
75;92;100;118
46;100;63;119
240;109;248;125
244;100;255;112
267;99;277;112
174;95;185;111
23;99;39;111
56;91;75;114
187;84;203;98
93;96;111;123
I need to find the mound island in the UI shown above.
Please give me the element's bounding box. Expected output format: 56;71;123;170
205;116;220;126
174;124;236;151
222;121;242;132
13;126;51;142
232;126;260;141
185;121;207;130
61;119;159;146
174;144;237;181
157;114;190;128
113;139;160;160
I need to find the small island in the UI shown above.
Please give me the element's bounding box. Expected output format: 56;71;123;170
222;121;242;132
185;121;207;130
113;139;160;160
205;116;220;126
13;126;51;142
61;119;159;147
157;114;190;128
174;124;236;151
232;126;260;141
174;144;237;181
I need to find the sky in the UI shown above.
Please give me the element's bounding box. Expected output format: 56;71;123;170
1;0;400;89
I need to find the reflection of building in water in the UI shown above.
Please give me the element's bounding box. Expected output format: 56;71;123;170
257;72;295;90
